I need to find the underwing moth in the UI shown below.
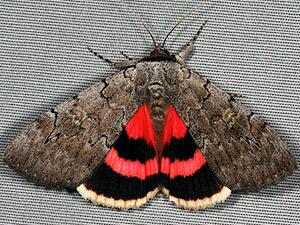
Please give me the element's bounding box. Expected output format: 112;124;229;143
3;19;297;210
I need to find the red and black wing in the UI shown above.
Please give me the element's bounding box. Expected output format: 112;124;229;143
160;106;231;209
77;105;159;209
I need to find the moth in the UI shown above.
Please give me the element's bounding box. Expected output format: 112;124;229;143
3;19;297;210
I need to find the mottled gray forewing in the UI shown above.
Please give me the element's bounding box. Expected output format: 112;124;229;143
4;68;138;189
175;67;297;191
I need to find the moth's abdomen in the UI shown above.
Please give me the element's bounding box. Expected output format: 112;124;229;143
147;83;169;152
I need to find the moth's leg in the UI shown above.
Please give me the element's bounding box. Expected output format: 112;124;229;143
113;60;139;68
227;92;247;99
175;20;207;64
88;47;138;69
120;51;132;60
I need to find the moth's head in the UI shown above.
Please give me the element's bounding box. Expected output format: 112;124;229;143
88;13;206;68
141;43;175;62
139;17;206;63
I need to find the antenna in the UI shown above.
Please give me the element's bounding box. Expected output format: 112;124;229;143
123;3;157;47
162;5;201;48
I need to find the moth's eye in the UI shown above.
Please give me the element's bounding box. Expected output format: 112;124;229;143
165;72;177;85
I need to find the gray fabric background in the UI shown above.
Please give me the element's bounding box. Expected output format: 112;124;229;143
0;0;299;224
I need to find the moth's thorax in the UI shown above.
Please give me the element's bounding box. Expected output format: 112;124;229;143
134;61;181;99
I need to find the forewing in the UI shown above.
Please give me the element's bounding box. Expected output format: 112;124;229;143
4;67;139;189
173;67;297;191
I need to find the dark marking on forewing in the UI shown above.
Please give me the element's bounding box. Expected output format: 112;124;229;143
44;109;58;144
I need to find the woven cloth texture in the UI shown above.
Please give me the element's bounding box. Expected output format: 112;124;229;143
0;0;299;224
